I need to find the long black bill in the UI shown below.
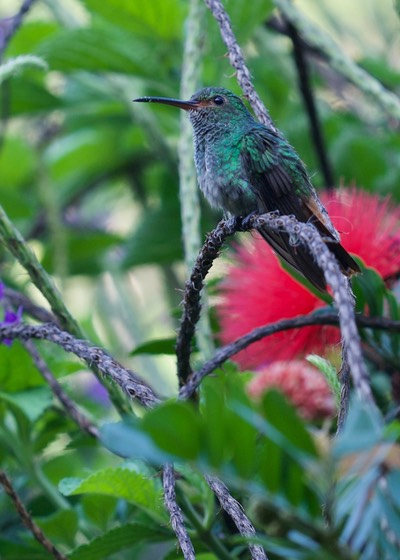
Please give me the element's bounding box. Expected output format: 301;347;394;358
133;96;199;111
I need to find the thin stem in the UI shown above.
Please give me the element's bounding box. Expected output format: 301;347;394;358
0;470;67;560
179;0;215;361
286;20;335;188
163;464;196;560
176;484;234;560
206;475;268;560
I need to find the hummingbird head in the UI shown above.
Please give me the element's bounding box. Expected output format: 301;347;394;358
134;87;254;135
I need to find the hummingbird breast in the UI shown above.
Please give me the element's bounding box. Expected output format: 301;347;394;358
193;135;258;217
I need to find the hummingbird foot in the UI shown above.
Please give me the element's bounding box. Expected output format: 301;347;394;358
241;211;259;230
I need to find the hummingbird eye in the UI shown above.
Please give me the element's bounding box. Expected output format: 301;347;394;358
213;95;225;106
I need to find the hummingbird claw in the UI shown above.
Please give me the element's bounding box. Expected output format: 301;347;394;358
241;211;258;230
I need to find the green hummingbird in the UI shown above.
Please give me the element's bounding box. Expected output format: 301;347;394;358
134;87;360;292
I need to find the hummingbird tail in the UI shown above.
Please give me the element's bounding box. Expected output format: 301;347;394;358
257;227;360;294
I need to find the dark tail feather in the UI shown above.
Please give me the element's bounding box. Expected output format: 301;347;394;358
258;227;360;294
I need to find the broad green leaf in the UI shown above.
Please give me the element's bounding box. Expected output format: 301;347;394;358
69;522;172;560
261;390;317;456
59;466;165;519
228;0;273;42
81;495;118;531
41;230;123;276
0;387;52;423
82;0;187;40
122;199;183;267
334;398;383;458
200;376;229;468
100;420;173;464
142;401;202;460
37;24;160;77
36;509;78;548
130;337;176;356
7;21;60;56
1;74;61;116
0;136;36;189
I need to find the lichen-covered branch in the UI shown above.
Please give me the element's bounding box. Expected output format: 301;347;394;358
0;0;38;58
0;322;158;408
204;0;275;128
163;464;196;560
176;218;238;384
179;0;215;361
22;339;99;438
0;204;80;334
206;475;268;560
180;212;374;405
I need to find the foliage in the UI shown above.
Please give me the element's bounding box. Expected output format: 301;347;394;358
0;0;399;559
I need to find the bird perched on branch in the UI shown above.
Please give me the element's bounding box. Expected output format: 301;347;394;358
134;87;360;292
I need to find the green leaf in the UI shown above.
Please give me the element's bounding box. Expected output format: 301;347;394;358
334;398;383;458
0;136;36;189
81;495;118;532
0;387;52;423
260;390;317;456
100;420;173;464
130;337;176;356
122;198;183;267
59;466;165;520
306;354;340;406
69;522;172;560
228;0;274;42
82;0;187;40
0;55;47;84
36;509;78;548
38;24;160;77
142;401;202;460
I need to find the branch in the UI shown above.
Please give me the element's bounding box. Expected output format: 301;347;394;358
0;205;131;415
163;464;196;560
180;213;378;403
0;204;80;335
176;218;238;384
286;21;334;188
4;286;58;324
179;0;215;361
0;322;159;409
0;0;38;58
0;470;67;560
204;0;275;128
22;339;99;438
206;475;268;560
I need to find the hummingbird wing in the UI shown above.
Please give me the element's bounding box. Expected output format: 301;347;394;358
240;127;360;292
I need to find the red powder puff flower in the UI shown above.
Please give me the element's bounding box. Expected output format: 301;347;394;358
217;188;400;368
248;360;336;420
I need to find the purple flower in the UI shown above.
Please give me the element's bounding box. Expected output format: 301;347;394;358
0;306;22;346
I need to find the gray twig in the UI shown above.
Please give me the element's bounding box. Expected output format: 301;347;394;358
204;0;275;128
0;322;158;408
206;475;268;560
163;464;196;560
0;470;67;560
0;0;38;58
176;218;238;385
22;339;99;438
179;213;373;406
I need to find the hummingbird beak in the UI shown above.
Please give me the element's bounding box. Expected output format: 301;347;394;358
133;96;200;111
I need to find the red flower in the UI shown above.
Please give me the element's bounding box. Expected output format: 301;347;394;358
248;360;336;420
217;188;400;368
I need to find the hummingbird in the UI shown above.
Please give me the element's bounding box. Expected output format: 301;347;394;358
134;87;360;292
